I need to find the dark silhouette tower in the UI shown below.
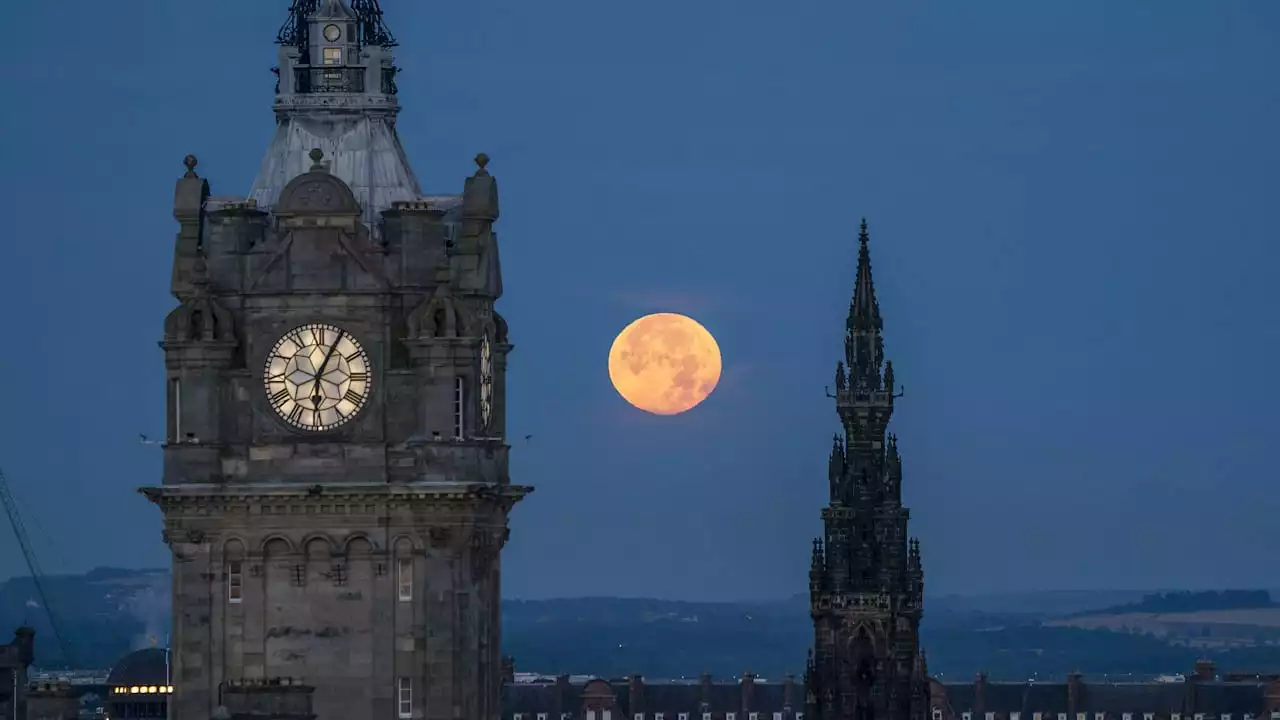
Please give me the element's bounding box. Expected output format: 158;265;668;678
804;220;928;720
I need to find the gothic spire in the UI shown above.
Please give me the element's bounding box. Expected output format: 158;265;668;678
843;219;886;390
849;218;882;334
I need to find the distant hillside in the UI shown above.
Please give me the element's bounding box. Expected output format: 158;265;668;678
9;569;1280;679
1073;590;1276;617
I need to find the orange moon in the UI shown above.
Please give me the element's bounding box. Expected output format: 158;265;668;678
608;313;723;415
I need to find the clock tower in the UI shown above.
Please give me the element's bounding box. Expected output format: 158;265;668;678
140;2;529;720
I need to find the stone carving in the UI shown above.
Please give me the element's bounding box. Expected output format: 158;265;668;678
186;529;207;544
294;181;339;210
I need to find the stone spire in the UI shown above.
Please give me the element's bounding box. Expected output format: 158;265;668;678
808;219;926;720
843;218;885;392
249;0;426;228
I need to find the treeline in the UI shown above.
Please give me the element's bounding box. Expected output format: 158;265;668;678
1084;590;1275;616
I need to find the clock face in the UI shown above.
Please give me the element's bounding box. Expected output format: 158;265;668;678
479;334;493;430
323;24;341;42
263;323;371;432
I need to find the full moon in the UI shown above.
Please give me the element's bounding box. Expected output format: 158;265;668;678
608;313;723;415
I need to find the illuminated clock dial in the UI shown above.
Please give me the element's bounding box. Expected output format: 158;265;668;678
323;24;341;42
264;323;371;431
479;334;493;430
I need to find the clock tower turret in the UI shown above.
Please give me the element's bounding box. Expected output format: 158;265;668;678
140;5;528;720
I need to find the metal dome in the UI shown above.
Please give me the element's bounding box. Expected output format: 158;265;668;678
107;648;170;687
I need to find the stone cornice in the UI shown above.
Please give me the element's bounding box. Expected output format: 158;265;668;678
139;481;533;511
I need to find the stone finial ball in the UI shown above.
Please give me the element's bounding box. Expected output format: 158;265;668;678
183;154;198;171
309;148;325;163
474;152;490;169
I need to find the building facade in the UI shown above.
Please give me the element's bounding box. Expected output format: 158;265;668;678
138;1;529;719
804;221;928;720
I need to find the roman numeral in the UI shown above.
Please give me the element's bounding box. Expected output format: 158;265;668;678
287;405;305;424
267;373;285;382
313;410;322;427
349;372;368;383
310;327;324;346
271;389;291;405
344;389;363;404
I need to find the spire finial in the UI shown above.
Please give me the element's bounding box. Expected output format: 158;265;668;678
859;217;869;243
309;148;326;171
474;152;491;177
182;154;199;179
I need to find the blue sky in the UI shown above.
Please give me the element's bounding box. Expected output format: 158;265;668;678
0;0;1276;600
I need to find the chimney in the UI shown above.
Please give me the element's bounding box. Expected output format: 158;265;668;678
1068;673;1083;718
974;673;987;717
1195;660;1216;682
630;675;646;716
502;656;516;685
783;674;796;711
556;674;571;719
742;673;757;714
700;673;714;711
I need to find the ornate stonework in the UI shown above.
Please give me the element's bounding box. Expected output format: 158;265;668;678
140;9;525;718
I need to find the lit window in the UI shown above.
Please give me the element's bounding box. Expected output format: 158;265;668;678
322;47;342;65
397;677;412;719
227;562;243;603
397;558;413;601
775;714;784;720
454;377;466;438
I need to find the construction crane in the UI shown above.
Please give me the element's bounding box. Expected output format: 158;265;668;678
0;468;74;668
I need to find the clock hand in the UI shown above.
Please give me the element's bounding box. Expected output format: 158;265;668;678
310;330;345;406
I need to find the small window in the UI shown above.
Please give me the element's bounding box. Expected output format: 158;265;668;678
703;714;712;720
1195;715;1205;720
988;714;996;720
679;714;689;720
516;715;525;720
635;715;643;720
932;712;943;720
1012;714;1021;720
750;714;759;720
797;714;806;720
397;677;412;718
322;47;342;65
454;377;466;439
1033;715;1041;720
1223;715;1232;720
657;715;665;720
963;714;972;720
1173;715;1182;720
1096;714;1105;720
291;564;305;587
775;714;784;720
227;561;243;603
1058;714;1068;720
1145;715;1154;720
397;558;413;601
539;715;548;720
1123;715;1131;720
728;714;736;720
